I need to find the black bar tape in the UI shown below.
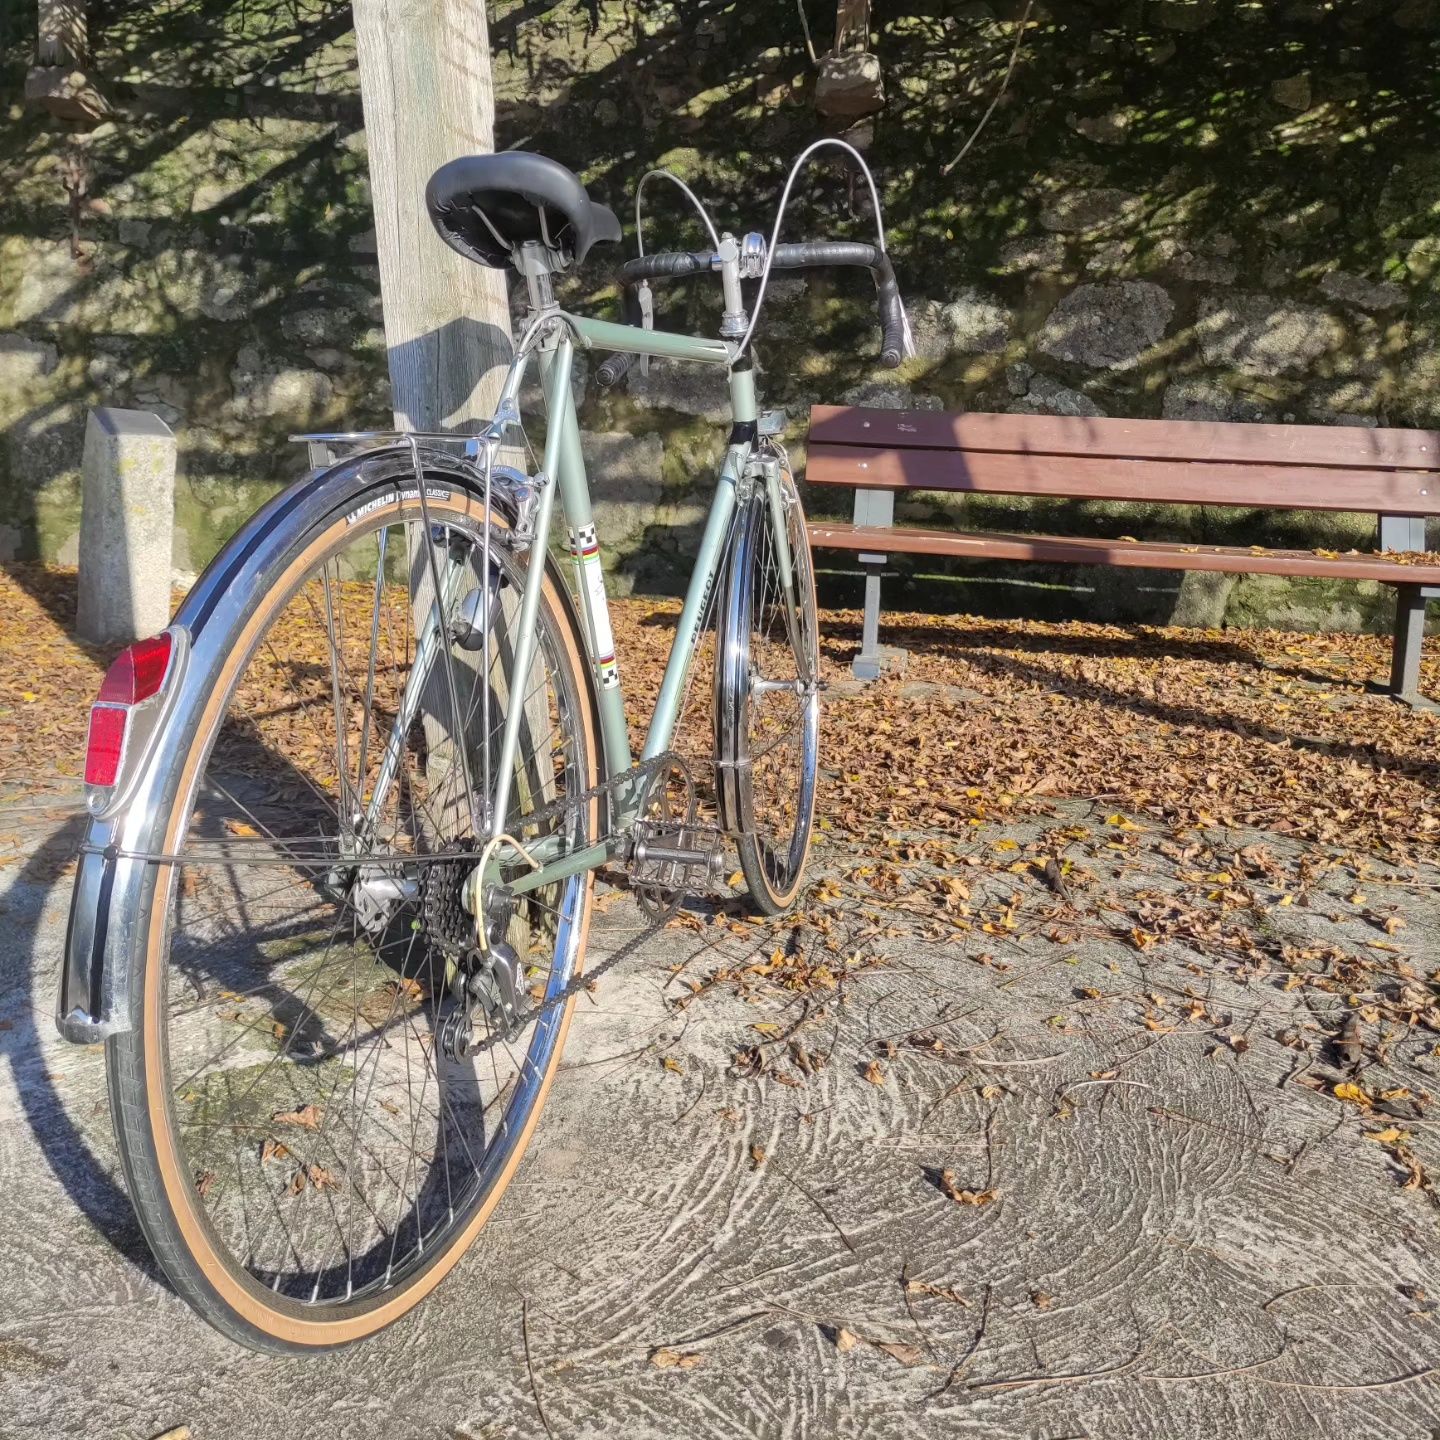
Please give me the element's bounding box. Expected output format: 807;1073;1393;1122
616;250;713;286
769;242;906;370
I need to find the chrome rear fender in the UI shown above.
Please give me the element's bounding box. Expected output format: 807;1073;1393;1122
56;445;527;1044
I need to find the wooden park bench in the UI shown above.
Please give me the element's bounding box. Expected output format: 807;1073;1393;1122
803;404;1440;702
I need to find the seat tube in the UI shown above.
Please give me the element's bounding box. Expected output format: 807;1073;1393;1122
542;341;633;778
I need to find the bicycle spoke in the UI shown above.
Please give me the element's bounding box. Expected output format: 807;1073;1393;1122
152;502;592;1313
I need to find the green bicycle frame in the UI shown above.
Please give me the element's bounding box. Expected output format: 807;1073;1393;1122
487;311;764;898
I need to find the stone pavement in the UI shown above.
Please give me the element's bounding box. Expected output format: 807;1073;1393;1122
2;778;1438;1440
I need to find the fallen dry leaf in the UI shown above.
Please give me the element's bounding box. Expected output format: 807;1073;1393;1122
939;1169;996;1206
649;1347;705;1370
875;1341;926;1366
273;1103;323;1129
1366;1127;1406;1144
905;1277;969;1306
1400;1151;1428;1191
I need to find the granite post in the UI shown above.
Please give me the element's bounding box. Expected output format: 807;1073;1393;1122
76;407;176;645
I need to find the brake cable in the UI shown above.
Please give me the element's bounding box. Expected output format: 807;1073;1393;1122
733;136;914;365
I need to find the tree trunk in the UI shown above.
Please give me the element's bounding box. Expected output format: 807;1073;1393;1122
834;0;871;52
352;0;513;431
37;0;86;65
353;2;532;848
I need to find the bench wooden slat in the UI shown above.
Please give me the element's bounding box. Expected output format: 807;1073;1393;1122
809;405;1440;475
806;442;1440;515
805;520;1440;587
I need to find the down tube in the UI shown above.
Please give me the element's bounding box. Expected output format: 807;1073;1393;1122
640;439;746;764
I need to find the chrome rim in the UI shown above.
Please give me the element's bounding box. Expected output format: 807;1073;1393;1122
723;481;820;901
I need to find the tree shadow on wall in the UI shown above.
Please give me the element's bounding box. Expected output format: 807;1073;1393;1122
3;0;1439;626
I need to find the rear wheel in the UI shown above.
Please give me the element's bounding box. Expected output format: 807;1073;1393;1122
715;461;821;914
107;482;598;1353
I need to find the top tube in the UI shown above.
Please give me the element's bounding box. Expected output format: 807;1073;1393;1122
565;313;732;367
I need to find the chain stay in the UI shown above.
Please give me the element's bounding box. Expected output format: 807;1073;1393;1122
471;748;718;1053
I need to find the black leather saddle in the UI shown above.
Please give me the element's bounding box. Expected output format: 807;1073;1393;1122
426;151;622;269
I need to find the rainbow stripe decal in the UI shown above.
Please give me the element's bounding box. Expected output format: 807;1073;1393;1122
570;524;620;689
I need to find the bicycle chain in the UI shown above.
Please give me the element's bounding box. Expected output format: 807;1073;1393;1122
468;749;719;1054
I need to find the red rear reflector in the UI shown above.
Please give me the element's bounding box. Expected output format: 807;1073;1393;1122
85;633;174;792
84;705;128;787
97;632;173;706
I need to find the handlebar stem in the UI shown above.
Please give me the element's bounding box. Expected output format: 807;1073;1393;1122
717;233;748;340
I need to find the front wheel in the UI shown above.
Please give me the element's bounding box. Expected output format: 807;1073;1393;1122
715;461;821;914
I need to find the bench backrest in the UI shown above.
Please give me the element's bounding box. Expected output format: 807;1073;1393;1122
806;406;1440;516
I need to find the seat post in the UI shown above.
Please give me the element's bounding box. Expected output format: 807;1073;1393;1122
517;240;560;315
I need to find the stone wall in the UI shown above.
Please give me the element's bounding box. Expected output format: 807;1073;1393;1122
2;0;1438;627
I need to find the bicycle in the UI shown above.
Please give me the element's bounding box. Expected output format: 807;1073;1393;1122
58;141;910;1352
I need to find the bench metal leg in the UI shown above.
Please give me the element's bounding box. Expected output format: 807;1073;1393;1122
1371;515;1434;708
849;485;905;680
1388;583;1430;707
854;556;887;680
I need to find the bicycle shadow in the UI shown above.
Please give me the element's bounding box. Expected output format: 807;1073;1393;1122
4;806;158;1278
6;778;492;1296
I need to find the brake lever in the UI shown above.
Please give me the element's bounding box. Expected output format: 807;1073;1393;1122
637;279;653;377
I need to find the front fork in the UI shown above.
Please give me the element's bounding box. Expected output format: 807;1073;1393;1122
756;450;810;683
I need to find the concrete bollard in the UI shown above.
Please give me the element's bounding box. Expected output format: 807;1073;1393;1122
76;407;176;646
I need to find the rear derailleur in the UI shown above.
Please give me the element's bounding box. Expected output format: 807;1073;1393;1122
438;932;523;1061
420;852;524;1060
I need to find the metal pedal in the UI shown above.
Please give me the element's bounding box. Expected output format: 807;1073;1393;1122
628;821;725;923
631;829;725;882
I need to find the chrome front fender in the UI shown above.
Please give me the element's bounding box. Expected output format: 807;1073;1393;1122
56;444;530;1045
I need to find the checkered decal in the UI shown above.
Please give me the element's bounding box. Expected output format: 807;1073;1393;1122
570;524;619;689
